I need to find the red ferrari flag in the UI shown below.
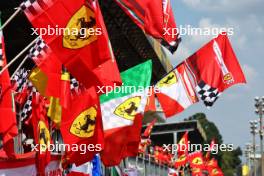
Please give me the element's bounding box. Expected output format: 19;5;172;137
31;93;51;175
20;0;122;90
155;63;198;117
142;118;157;138
174;153;188;168
114;0;180;53
0;22;18;158
177;131;189;156
60;87;103;166
188;151;205;169
205;139;216;160
100;114;143;166
185;33;246;107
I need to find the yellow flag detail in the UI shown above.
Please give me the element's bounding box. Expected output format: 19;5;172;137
48;97;62;128
29;67;48;96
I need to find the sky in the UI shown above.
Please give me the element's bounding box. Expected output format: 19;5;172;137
165;0;264;153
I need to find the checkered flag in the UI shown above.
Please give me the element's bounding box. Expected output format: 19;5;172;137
70;78;79;91
195;80;221;108
20;87;37;121
20;0;53;20
12;68;30;93
27;37;50;65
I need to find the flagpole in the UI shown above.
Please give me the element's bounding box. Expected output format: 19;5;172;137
11;56;28;79
0;37;39;75
0;8;21;31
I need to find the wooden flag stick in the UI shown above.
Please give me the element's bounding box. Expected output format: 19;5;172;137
11;55;28;79
0;37;39;75
0;8;21;31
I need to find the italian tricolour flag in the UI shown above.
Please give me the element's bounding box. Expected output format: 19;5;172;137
100;60;152;166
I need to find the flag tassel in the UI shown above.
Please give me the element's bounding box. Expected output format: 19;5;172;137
0;8;21;31
0;37;39;75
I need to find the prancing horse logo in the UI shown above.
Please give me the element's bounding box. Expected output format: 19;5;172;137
114;96;141;121
63;5;97;49
38;120;50;152
70;106;97;138
156;72;177;88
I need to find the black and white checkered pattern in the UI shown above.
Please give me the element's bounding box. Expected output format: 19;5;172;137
20;87;37;120
28;37;49;64
70;78;79;91
20;0;52;18
12;68;30;93
195;80;221;108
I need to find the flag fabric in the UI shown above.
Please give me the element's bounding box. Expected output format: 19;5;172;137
0;155;62;176
205;139;216;161
31;93;51;175
28;38;62;99
155;63;198;117
142;118;157;138
205;158;219;173
68;162;92;176
174;153;188;168
20;88;36;121
111;166;122;176
205;158;224;176
20;0;122;90
11;68;30;93
177;131;189;156
47;96;62;128
191;168;203;176
92;154;102;176
168;168;178;176
100;60;152;166
59;67;71;108
208;167;224;176
0;20;18;158
185;33;246;107
188;151;205;169
60;87;104;166
114;0;180;53
144;86;156;112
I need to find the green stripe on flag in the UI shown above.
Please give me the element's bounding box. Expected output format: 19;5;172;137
100;60;152;103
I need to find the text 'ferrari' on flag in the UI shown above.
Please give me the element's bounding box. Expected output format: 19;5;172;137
185;33;246;108
100;60;152;166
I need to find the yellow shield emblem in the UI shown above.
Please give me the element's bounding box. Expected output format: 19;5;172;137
38;120;50;151
192;157;203;165
63;5;97;49
156;72;177;88
114;96;141;120
70;106;97;138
